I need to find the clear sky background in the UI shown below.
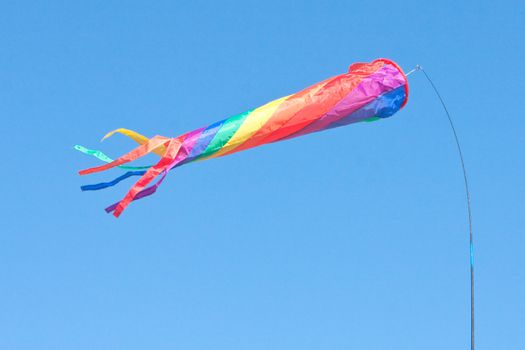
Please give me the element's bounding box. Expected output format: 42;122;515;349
1;1;523;349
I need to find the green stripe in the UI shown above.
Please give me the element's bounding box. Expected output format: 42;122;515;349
196;109;252;159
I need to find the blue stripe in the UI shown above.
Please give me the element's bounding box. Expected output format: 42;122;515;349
185;120;225;161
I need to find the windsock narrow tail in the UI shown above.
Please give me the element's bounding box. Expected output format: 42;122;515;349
78;132;185;217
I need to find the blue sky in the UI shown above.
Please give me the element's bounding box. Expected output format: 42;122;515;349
1;1;524;349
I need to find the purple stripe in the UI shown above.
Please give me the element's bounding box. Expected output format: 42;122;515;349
178;127;205;160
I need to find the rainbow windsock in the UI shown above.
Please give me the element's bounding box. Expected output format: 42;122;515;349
78;58;409;217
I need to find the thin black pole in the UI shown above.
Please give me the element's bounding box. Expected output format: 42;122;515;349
412;66;475;350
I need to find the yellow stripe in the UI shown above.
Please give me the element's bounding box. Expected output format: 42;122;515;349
102;128;166;157
203;96;289;159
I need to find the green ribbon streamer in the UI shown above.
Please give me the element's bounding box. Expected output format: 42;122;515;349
74;145;153;170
